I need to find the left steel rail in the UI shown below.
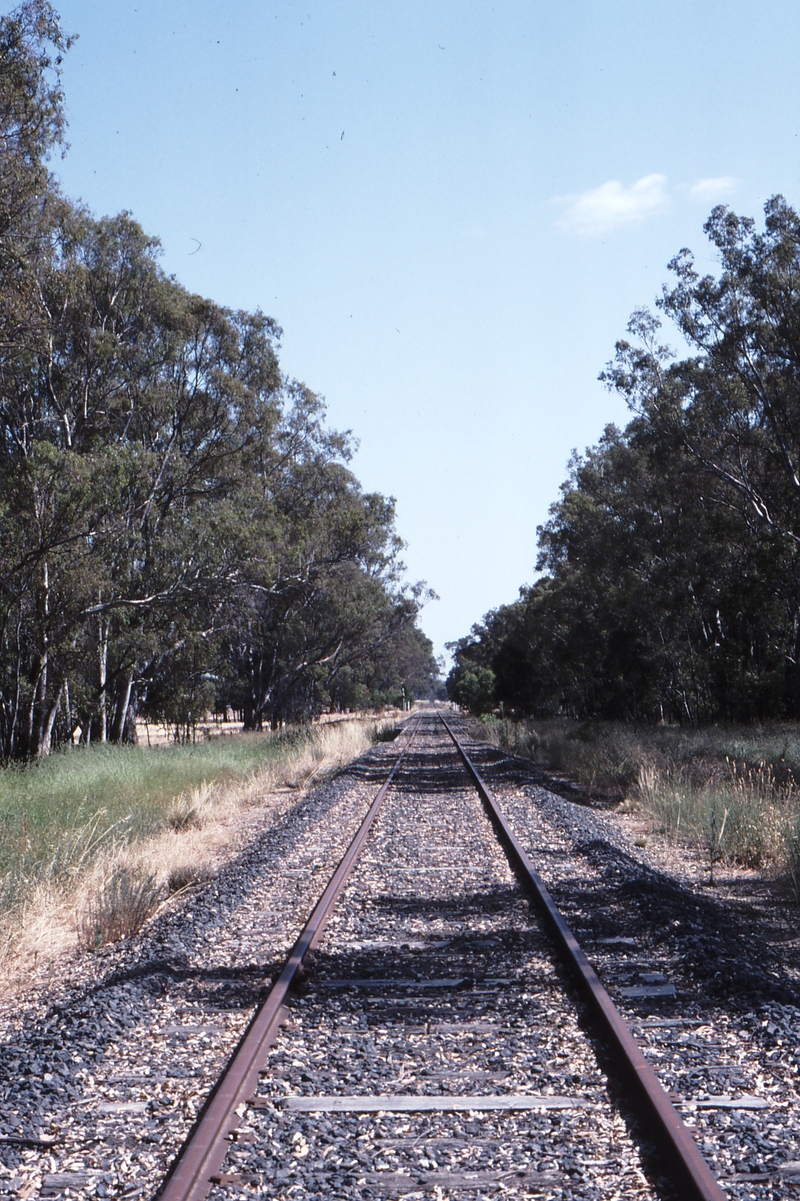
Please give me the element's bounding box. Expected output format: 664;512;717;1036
157;718;420;1201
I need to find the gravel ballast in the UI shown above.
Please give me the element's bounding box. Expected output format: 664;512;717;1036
0;741;402;1199
207;719;662;1200
2;713;799;1199
461;723;800;1199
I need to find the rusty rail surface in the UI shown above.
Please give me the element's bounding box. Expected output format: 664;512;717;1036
157;718;421;1201
439;711;726;1201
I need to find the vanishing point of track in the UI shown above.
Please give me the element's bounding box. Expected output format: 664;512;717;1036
157;710;726;1201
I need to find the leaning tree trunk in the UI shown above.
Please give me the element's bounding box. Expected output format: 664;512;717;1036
37;684;63;759
110;672;134;743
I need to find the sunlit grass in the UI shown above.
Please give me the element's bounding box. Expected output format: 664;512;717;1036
0;732;303;907
0;717;390;986
479;714;800;888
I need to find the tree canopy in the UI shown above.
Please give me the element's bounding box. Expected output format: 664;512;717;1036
449;196;800;725
0;2;437;758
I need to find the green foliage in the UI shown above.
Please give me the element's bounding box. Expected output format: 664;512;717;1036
451;196;800;727
450;665;496;716
0;3;438;758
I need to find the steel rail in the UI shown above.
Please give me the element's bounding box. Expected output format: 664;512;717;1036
157;718;421;1201
439;711;727;1201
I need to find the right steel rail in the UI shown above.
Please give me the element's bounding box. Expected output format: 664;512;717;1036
440;712;727;1201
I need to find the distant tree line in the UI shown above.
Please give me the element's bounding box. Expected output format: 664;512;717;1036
449;196;800;726
0;2;437;759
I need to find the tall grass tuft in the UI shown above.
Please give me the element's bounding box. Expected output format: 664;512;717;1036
77;867;163;949
0;715;390;987
479;714;800;886
636;758;786;869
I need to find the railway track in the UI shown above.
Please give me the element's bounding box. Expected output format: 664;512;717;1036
2;709;797;1198
157;712;725;1201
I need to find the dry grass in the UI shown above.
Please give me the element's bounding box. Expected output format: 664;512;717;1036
77;867;162;949
635;759;789;878
165;783;218;831
479;714;800;892
0;716;390;995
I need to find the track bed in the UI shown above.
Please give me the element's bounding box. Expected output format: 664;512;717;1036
2;712;799;1199
217;719;658;1198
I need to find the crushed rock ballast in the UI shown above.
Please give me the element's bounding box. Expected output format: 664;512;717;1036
1;715;799;1199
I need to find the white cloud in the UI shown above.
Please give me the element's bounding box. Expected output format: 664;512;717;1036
688;176;739;202
554;173;669;236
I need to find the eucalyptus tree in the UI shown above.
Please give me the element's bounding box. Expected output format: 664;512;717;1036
0;1;436;756
350;621;438;709
0;0;76;756
0;0;71;302
0;201;287;755
221;390;428;728
600;196;800;716
450;402;799;724
532;418;797;722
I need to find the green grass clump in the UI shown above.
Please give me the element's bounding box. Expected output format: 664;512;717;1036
0;731;302;912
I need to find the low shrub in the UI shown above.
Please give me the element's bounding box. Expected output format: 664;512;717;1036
373;725;401;743
167;862;213;894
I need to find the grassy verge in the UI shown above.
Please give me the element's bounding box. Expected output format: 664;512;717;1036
0;718;390;992
477;715;800;889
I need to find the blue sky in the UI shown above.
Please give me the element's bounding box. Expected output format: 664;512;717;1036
39;0;800;664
